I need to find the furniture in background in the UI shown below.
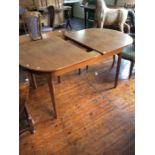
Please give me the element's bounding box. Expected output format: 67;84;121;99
64;0;79;18
81;4;95;28
95;0;129;32
124;0;135;34
20;28;133;118
81;0;96;28
19;79;35;135
20;0;66;28
82;0;134;33
23;11;43;40
55;5;72;30
23;8;55;37
41;5;55;32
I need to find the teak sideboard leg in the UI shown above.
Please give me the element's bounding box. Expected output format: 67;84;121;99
47;74;57;118
114;53;122;88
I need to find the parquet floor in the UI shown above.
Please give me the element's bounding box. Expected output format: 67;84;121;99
20;57;135;155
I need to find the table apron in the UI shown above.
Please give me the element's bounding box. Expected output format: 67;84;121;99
52;49;122;76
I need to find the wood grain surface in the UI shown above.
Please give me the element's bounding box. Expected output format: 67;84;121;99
65;28;133;54
20;36;100;72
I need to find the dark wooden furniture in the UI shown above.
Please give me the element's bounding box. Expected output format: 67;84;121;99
20;29;132;118
41;5;55;32
81;4;96;28
81;4;116;29
19;79;35;135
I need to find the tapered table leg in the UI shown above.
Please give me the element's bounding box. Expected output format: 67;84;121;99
111;55;116;69
47;74;57;118
78;68;81;75
28;72;37;89
58;76;61;83
31;73;37;89
114;53;122;88
129;61;134;79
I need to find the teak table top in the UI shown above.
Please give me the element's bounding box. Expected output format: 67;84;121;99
19;36;99;73
64;28;133;54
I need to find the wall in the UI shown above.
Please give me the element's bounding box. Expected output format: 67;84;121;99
73;0;83;19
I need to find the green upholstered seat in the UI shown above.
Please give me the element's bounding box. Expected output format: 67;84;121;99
122;44;135;61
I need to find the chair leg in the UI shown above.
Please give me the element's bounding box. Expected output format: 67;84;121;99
86;65;89;71
129;61;135;79
111;55;116;69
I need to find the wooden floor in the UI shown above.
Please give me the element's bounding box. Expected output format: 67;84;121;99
20;56;135;155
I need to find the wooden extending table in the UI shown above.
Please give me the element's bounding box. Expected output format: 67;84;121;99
20;29;133;118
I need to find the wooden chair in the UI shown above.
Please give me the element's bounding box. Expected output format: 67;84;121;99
19;79;35;135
